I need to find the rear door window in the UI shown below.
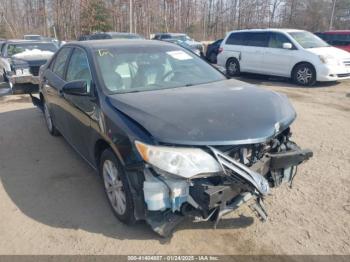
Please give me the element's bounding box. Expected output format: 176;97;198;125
246;32;269;47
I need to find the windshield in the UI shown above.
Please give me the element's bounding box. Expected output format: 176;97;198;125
7;43;58;57
289;31;329;49
95;45;225;94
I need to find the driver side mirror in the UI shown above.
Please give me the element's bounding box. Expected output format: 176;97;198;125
283;43;293;50
62;80;88;96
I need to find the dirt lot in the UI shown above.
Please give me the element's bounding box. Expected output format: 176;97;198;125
0;76;349;255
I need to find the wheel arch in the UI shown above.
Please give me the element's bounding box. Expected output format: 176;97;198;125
226;56;240;66
93;138;126;170
94;139;113;169
291;61;317;79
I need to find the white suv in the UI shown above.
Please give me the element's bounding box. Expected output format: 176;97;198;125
217;29;350;86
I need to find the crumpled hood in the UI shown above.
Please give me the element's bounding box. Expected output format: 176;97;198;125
12;49;54;62
108;79;296;146
9;57;48;69
308;46;350;60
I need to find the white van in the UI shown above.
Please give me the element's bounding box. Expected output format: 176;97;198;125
217;29;350;86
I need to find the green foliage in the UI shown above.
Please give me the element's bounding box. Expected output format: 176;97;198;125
80;0;112;34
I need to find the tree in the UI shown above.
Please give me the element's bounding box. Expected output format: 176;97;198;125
0;0;348;40
80;0;112;34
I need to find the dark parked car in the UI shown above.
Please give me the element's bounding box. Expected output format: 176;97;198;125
78;32;144;41
24;35;61;48
315;31;350;53
37;40;312;236
163;38;201;56
205;39;223;64
153;33;204;55
24;34;42;41
0;40;58;93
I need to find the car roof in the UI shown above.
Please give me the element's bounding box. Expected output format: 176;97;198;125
4;39;54;44
226;28;305;34
155;33;187;36
96;32;140;36
321;30;350;35
67;39;176;50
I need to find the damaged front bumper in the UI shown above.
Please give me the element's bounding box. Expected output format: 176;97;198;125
8;74;40;86
141;134;313;237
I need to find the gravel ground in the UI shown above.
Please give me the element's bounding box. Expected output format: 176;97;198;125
0;76;349;255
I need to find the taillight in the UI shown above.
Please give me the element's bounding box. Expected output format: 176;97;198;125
218;47;223;53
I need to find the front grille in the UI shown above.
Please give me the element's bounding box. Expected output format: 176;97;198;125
30;66;40;76
337;73;350;78
213;143;270;167
209;147;270;195
343;60;350;67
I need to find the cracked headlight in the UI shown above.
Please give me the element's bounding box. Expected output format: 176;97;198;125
135;141;222;178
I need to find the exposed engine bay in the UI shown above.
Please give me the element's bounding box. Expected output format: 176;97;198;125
140;128;313;237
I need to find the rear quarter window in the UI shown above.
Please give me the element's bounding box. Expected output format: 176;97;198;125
226;32;269;47
246;32;269;47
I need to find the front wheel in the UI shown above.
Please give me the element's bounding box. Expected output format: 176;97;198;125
100;149;136;224
226;58;241;77
292;63;316;86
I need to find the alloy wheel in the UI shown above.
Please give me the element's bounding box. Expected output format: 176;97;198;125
103;160;126;216
228;61;238;75
296;67;313;85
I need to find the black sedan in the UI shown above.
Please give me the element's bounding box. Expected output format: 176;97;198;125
38;40;312;236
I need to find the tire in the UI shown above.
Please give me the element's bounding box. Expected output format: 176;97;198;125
226;58;241;77
292;63;316;87
100;149;136;224
43;100;60;136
